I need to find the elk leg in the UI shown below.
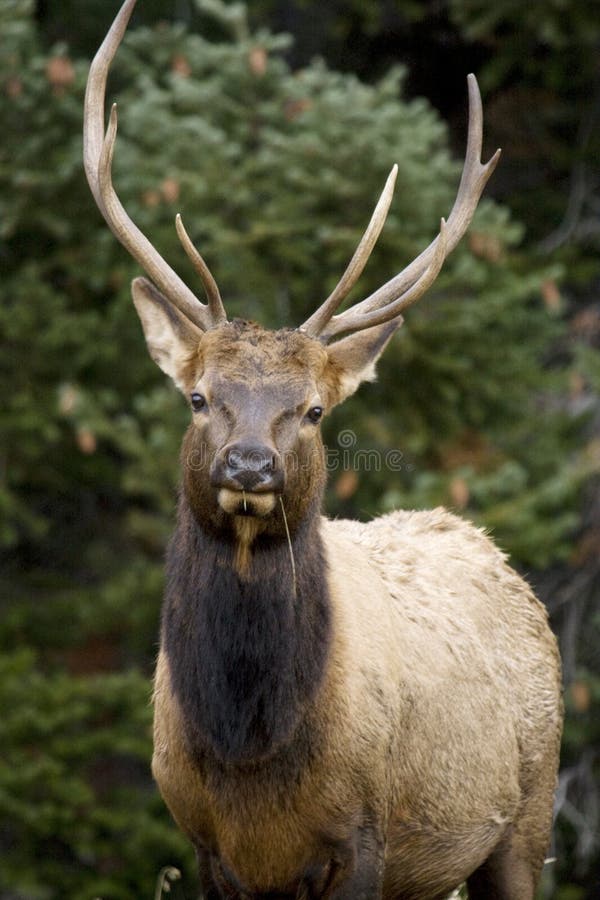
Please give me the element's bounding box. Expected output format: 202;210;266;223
326;823;385;900
466;825;543;900
468;750;558;900
196;846;222;900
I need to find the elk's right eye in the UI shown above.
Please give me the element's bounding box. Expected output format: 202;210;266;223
306;405;323;424
191;393;207;412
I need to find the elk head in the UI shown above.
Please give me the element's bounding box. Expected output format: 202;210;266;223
84;0;500;538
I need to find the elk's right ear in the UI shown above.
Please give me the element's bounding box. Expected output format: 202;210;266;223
131;277;203;391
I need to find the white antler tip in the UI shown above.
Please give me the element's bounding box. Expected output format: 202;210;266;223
117;0;138;23
485;147;502;172
467;74;482;104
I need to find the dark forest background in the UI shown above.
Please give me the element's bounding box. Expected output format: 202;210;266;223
1;0;599;897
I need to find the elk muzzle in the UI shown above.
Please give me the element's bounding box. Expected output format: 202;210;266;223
211;441;284;516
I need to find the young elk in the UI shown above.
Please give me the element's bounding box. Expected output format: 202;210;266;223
85;2;563;898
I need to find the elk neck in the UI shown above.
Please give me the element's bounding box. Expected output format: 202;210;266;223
162;463;332;768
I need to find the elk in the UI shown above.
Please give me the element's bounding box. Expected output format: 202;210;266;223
84;2;563;898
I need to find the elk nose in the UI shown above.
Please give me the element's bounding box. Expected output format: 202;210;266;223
215;441;284;493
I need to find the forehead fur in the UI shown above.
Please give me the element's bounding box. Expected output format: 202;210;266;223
198;320;328;381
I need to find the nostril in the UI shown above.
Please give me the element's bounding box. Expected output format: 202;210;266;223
251;452;274;473
226;444;276;474
226;448;243;471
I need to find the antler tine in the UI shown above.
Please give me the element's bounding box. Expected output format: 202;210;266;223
313;75;501;343
175;214;227;324
83;0;135;215
324;218;448;338
84;0;222;331
301;165;398;338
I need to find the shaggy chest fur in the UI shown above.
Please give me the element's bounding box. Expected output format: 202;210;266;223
162;500;332;766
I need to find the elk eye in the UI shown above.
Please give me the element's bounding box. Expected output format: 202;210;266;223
190;393;207;412
307;406;323;424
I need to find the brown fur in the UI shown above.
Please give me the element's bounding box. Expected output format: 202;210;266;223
130;277;563;898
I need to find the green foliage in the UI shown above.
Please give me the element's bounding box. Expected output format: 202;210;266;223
1;0;598;897
0;650;194;900
450;0;600;267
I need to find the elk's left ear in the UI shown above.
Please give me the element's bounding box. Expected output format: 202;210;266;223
325;315;403;406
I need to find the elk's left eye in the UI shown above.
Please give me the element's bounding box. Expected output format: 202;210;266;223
307;406;323;424
191;393;206;412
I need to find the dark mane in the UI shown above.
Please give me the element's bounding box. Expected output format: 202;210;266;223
162;495;331;766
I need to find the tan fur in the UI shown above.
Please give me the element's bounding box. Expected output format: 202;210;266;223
232;512;264;576
153;508;562;898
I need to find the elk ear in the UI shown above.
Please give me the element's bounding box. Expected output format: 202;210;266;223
325;315;403;405
131;277;203;391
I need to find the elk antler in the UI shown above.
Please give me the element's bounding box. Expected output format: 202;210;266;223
301;74;501;342
84;0;226;330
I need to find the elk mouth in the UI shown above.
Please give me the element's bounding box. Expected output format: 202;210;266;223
217;487;277;518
